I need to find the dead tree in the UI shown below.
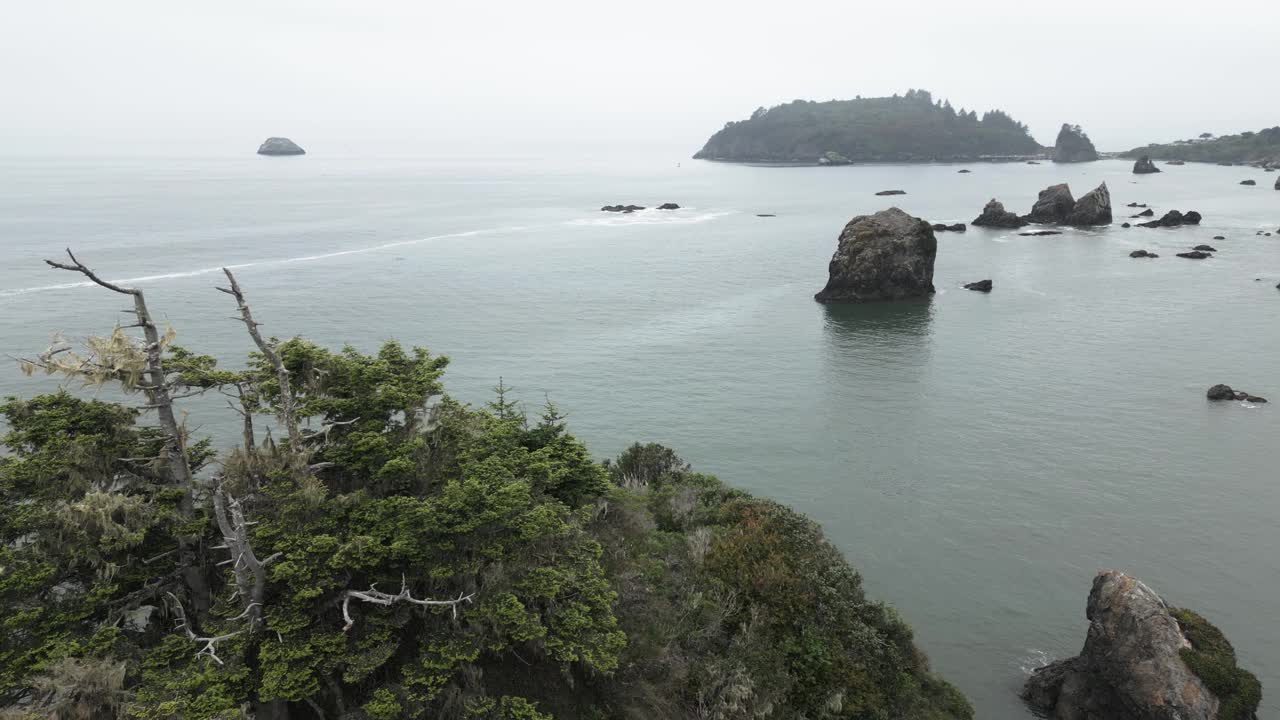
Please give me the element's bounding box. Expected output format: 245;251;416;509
210;480;281;631
341;577;474;632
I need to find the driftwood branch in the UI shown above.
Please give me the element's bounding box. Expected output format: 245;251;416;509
218;268;303;449
341;576;474;632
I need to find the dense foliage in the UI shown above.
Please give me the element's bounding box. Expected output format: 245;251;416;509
1172;609;1262;720
1125;127;1280;164
693;89;1042;163
0;273;972;719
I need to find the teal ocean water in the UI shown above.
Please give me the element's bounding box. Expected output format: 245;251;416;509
1;150;1277;718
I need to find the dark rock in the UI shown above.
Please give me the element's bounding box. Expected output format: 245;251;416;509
601;204;646;212
1027;160;1041;165
1027;183;1076;224
1021;571;1228;720
1240;179;1257;186
1134;208;1155;217
1125;202;1148;208
931;223;967;232
756;214;776;217
1183;211;1202;224
875;190;907;196
1275;176;1280;190
1193;245;1217;252
1246;396;1269;403
1052;124;1099;163
963;279;993;292
1213;235;1225;240
972;199;1028;228
257;137;306;156
1138;209;1201;228
1207;384;1236;400
814;208;937;303
1166;160;1186;165
1177;251;1211;259
1129;250;1153;258
1132;156;1161;174
656;203;680;210
1121;222;1131;228
1064;183;1112;226
958;169;972;173
1020;230;1063;236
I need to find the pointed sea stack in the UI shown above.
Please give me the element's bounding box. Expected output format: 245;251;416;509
257;137;306;156
1026;184;1076;224
1132;156;1161;174
814;208;936;303
1065;183;1112;226
1052;124;1098;163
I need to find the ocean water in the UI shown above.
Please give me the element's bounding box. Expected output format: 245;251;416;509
1;150;1278;718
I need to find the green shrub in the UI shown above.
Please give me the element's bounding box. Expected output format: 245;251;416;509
1172;608;1261;720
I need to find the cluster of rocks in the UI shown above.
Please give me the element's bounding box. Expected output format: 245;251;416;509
257;137;306;156
1137;209;1202;228
1023;571;1260;720
1129;249;1158;258
814;208;936;303
973;182;1112;228
600;203;681;213
1052;124;1099;163
931;222;967;232
1207;384;1268;403
1132;156;1160;174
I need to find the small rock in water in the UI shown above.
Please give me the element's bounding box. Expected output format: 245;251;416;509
876;189;907;196
1132;156;1161;174
601;204;646;212
1019;230;1063;236
657;203;680;210
1166;160;1185;165
1176;250;1211;259
931;223;967;232
1241;179;1257;186
964;279;993;292
1193;244;1217;252
1027;160;1041;165
1121;222;1131;228
1129;249;1155;258
972;199;1028;228
1207;384;1237;400
257;137;306;156
958;169;972;173
1134;208;1155;217
1125;202;1148;208
756;213;776;217
1213;235;1225;240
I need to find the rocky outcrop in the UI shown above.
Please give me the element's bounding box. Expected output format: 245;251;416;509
1053;124;1099;163
1022;571;1260;720
1064;183;1112;226
257;137;305;156
972;199;1027;228
963;279;992;292
1027;184;1076;223
602;204;646;213
1129;250;1157;258
657;203;680;210
1138;210;1201;228
814;208;936;303
1133;156;1161;174
932;223;967;232
1241;179;1257;186
1177;251;1212;259
1208;384;1268;403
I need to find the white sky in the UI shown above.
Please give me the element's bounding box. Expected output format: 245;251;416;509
3;0;1277;155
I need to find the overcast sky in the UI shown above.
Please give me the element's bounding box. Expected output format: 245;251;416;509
3;0;1277;155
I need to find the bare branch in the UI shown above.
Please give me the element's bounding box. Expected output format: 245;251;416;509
45;249;140;296
341;576;474;632
164;592;243;666
220;268;303;449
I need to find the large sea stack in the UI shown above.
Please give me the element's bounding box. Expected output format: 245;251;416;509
1053;124;1099;163
1023;571;1261;720
1133;155;1161;174
814;208;936;303
257;137;306;156
1064;183;1112;226
1027;184;1076;224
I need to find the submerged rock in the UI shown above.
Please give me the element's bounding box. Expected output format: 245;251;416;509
1064;183;1112;226
1052;124;1099;163
972;199;1028;228
1213;235;1225;240
1129;249;1157;258
1020;230;1063;236
756;213;776;217
1177;251;1211;259
1241;179;1257;186
257;137;306;156
1027;183;1076;224
963;279;992;292
1022;570;1260;720
1194;244;1217;252
602;204;646;212
931;223;967;232
875;189;907;196
1133;156;1161;174
814;208;936;303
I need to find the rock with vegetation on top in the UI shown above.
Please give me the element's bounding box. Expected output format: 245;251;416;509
1027;183;1076;224
1064;183;1112;226
1053;124;1099;163
1133;156;1161;174
1022;570;1261;720
814;207;937;303
256;137;305;156
972;199;1028;228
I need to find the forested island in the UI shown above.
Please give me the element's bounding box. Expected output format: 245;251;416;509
1125;127;1280;165
0;254;972;719
693;90;1044;164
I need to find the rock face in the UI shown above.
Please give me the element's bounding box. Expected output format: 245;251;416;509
972;199;1028;228
1027;184;1076;223
1064;183;1112;226
257;137;305;156
814;208;936;303
1053;124;1099;163
963;279;992;292
1022;571;1232;720
1133;156;1161;174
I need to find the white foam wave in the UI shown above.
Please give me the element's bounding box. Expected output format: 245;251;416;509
0;226;524;300
1018;648;1055;675
566;209;734;227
